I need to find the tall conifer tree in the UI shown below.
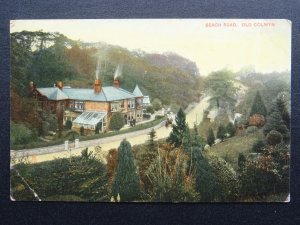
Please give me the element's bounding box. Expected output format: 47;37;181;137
167;108;187;147
250;91;267;117
112;139;140;201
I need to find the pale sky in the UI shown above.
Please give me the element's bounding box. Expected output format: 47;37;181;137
11;19;291;76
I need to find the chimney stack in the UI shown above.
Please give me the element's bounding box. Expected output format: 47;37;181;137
94;79;101;94
113;78;121;88
58;81;63;90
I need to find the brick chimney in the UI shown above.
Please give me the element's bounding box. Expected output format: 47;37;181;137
94;79;101;93
113;78;121;88
57;81;63;90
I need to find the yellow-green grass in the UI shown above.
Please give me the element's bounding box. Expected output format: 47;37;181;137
206;130;264;171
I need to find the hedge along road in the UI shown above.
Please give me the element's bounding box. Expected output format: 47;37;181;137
11;96;210;165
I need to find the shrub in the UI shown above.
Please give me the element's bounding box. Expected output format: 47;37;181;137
267;130;283;145
152;98;162;111
10;122;38;145
207;128;215;146
80;126;84;136
248;114;265;128
95;122;101;134
143;114;151;119
146;148;199;202
146;106;154;114
109;112;124;131
246;126;258;134
207;155;239;201
65;120;72;130
238;153;246;171
240;157;281;198
252;139;266;153
12;156;109;201
41;121;50;136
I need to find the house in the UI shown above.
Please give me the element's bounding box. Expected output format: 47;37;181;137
29;76;145;133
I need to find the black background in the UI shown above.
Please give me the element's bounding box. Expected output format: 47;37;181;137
0;1;299;224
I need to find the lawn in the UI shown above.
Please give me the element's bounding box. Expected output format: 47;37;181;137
205;130;264;171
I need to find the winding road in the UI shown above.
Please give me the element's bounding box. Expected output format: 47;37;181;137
11;96;210;164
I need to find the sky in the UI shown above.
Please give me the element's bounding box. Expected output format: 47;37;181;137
11;19;291;76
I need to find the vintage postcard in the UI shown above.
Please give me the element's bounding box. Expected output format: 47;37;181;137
10;19;291;202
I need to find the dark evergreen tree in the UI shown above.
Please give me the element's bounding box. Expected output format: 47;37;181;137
167;108;187;147
250;91;267;117
112;139;140;201
192;149;223;201
192;123;205;148
264;110;289;142
65;120;72;130
226;122;235;137
216;125;226;141
276;95;290;129
207;128;215;146
95;122;101;134
80;126;84;136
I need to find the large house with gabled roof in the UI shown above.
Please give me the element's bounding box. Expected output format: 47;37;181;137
29;76;146;133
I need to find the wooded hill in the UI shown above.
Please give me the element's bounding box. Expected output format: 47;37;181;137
11;31;203;111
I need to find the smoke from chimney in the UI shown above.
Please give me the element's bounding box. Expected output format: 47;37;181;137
114;64;123;80
95;58;100;80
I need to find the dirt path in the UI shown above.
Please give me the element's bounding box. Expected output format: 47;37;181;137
11;96;210;164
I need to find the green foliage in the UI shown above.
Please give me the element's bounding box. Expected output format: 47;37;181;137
246;126;258;134
12;156;109;201
65;120;72;130
206;69;238;109
146;105;154;114
250;91;267;117
207;155;239;201
216;125;226;141
238;153;246;171
145;149;199;202
40;111;57;135
10;122;38;145
152;98;162;111
252;139;266;153
264;101;290;142
240;157;280;198
109;113;125;131
267;130;283;146
226;122;235;137
95;122;101;134
80;126;84;136
112;139;140;201
167;108;187;147
207;128;215;146
192;150;223;201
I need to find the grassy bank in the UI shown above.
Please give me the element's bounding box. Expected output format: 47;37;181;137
206;130;264;171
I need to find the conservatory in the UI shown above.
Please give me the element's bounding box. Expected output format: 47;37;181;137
73;111;107;131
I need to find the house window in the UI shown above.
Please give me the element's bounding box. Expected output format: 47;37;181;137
74;101;84;111
128;99;135;109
